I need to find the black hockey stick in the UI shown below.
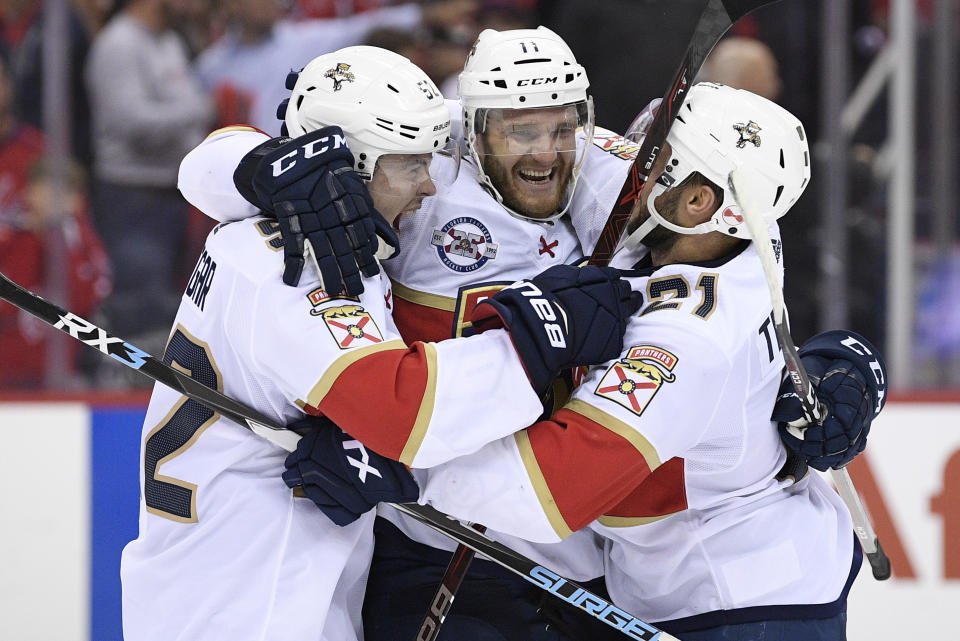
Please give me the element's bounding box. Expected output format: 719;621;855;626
0;270;679;639
588;0;781;266
393;503;680;641
727;171;891;580
416;3;783;638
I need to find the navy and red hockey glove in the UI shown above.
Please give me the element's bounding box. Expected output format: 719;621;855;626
282;415;419;527
234;126;396;294
772;330;887;471
469;264;642;398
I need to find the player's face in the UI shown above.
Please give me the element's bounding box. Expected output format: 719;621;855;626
368;153;437;225
477;106;579;218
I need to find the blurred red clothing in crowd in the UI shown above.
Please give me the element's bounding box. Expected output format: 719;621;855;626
0;123;112;388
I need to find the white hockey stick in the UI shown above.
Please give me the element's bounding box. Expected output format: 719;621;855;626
727;168;891;580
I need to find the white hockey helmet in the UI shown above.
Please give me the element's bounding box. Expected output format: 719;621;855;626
639;82;810;240
458;26;594;221
284;46;456;182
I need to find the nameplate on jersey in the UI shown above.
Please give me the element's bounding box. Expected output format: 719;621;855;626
592;131;641;160
307;286;359;312
594;345;678;416
430;217;499;273
315;304;384;349
185;249;217;312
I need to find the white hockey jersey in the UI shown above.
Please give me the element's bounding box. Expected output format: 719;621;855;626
121;157;552;639
416;236;857;628
175;122;640;579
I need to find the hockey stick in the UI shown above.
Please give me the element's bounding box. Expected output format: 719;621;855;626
393;503;679;641
588;0;780;266
727;168;891;580
416;3;783;637
0;270;678;638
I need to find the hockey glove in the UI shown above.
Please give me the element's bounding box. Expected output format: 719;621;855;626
772;330;887;471
282;415;419;526
469;264;642;398
234;126;396;294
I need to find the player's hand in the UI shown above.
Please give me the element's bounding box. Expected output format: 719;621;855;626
469;264;642;397
772;330;887;471
234;126;393;294
282;415;419;526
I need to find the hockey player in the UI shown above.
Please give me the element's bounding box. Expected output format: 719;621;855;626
181;28;880;641
120;46;639;641
178;27;634;640
286;84;888;641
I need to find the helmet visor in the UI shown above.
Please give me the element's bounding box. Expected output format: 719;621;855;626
366;138;460;223
476;101;592;158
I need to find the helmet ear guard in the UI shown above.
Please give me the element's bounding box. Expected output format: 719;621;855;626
634;82;811;242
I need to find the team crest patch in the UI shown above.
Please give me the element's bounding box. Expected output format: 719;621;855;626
595;345;678;416
307;287;359;311
592;131;641;160
316;305;383;349
430;217;499;273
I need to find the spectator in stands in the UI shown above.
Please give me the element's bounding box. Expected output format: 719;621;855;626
0;54;111;388
84;0;213;364
0;0;94;164
699;36;782;101
195;0;473;134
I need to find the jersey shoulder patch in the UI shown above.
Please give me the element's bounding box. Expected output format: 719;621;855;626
594;345;678;416
592;128;641;160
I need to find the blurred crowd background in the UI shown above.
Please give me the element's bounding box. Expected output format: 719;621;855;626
0;0;956;392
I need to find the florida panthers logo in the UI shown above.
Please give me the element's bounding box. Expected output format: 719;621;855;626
431;217;499;273
595;345;678;416
316;305;384;349
324;63;355;91
733;120;762;148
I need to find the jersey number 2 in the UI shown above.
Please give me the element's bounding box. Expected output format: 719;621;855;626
142;326;221;522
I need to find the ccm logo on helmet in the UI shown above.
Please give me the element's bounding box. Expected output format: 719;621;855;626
506;281;567;348
517;77;558;86
271;134;347;177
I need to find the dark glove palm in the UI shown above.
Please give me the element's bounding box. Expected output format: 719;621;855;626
470;264;642;397
282;416;419;526
772;330;887;471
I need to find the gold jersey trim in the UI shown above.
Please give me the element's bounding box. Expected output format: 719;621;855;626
391;281;457;312
398;342;439;466
303;339;407;407
564;398;662;471
596;513;673;527
515;430;574;540
205;125;262;139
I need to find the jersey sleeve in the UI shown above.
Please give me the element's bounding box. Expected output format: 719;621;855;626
245;275;544;468
416;326;731;543
178;126;266;223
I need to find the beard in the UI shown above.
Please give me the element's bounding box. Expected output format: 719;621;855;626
633;188;686;253
481;153;573;218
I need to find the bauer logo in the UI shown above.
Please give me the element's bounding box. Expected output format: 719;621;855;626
594;345;678;416
431;217;499;273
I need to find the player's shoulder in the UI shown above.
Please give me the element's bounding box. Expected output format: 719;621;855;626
202;217;285;282
589;126;641;162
